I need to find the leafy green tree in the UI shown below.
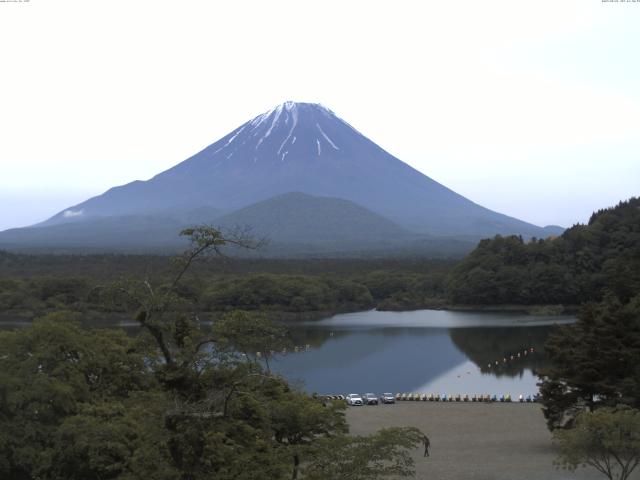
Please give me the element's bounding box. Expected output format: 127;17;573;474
212;310;292;372
302;427;424;480
554;406;640;480
538;294;640;429
267;389;347;479
448;197;640;306
49;396;178;480
1;226;427;480
0;313;157;479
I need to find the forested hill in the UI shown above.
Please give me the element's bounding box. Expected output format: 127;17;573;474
448;197;640;306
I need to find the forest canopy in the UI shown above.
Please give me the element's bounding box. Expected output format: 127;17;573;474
448;197;640;306
0;227;425;480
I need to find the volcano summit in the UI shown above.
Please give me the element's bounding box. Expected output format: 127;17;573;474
0;102;561;253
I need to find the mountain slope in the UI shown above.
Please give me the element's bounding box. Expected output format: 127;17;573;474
215;192;411;246
0;215;190;252
0;193;478;256
36;102;560;239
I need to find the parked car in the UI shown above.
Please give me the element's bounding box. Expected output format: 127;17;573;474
381;393;395;404
362;393;379;405
346;393;363;406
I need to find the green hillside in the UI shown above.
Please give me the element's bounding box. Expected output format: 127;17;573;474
448;197;640;306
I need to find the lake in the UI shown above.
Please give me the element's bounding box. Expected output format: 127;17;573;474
274;309;574;397
0;309;574;398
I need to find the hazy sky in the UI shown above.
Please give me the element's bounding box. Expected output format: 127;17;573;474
1;0;639;231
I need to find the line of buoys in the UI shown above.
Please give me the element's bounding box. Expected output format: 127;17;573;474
259;345;537;361
487;347;536;370
255;344;311;358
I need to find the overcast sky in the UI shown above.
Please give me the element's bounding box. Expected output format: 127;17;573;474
1;0;638;231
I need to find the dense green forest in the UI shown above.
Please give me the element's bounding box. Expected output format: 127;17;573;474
0;228;426;479
1;198;638;322
0;253;454;320
448;197;640;306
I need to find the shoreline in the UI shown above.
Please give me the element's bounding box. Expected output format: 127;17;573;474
378;303;579;315
0;303;578;326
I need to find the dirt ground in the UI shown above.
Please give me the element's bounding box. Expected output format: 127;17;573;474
346;402;632;480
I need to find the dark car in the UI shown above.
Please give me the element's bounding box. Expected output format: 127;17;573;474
362;393;379;405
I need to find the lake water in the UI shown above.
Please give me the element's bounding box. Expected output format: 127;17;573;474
273;309;574;397
0;309;574;398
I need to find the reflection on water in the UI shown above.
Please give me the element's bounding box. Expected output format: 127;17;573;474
275;309;573;396
450;327;549;377
0;309;573;397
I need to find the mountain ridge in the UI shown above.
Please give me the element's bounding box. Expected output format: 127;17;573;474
0;193;476;256
1;101;563;253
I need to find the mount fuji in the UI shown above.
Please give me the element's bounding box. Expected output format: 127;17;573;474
0;102;562;254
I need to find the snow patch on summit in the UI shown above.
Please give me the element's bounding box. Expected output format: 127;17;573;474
256;105;283;150
278;107;298;154
226;125;246;145
212;125;246;155
208;102;349;163
316;123;339;150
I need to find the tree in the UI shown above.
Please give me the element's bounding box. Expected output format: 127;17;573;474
1;226;426;479
302;427;424;480
106;226;262;367
267;388;347;479
554;406;640;480
0;313;162;480
212;310;292;372
448;197;640;307
538;294;640;429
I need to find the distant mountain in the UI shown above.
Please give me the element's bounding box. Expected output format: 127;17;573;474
214;192;475;256
0;101;562;253
216;192;411;246
0;193;475;256
0;215;191;253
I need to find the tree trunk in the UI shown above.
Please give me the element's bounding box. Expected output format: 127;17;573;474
291;453;300;480
147;323;174;365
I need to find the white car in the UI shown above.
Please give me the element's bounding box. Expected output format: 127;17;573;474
346;393;363;406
